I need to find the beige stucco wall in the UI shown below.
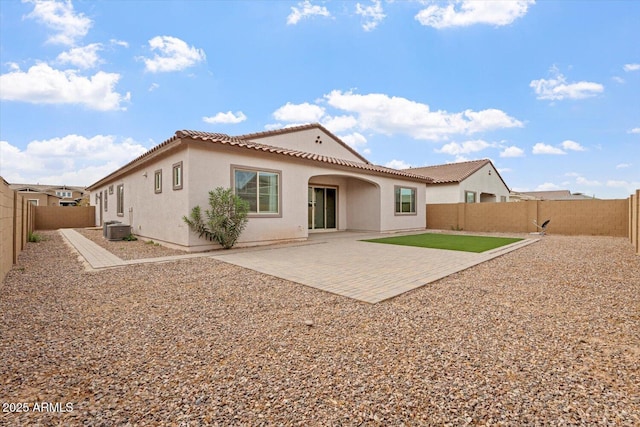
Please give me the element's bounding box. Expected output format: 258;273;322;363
460;163;509;202
91;148;192;247
90;139;426;251
247;128;366;164
425;163;510;204
425;183;460;204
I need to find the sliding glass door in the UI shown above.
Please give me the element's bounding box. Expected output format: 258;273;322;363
308;186;336;230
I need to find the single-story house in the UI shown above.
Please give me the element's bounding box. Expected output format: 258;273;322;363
509;190;596;201
87;123;432;251
9;184;87;206
406;159;510;204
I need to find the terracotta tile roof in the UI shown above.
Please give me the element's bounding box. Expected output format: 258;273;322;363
406;159;492;184
88;125;431;189
177;129;432;182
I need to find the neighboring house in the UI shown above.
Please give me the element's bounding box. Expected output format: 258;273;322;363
406;159;510;204
510;190;596;201
9;184;87;206
87;123;432;251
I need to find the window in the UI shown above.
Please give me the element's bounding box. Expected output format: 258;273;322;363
172;161;183;190
104;190;108;211
154;169;162;193
109;185;114;195
395;186;416;214
234;168;280;215
465;191;476;203
117;184;124;216
56;190;72;198
28;199;38;206
500;196;507;202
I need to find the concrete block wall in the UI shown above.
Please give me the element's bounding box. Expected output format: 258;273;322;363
34;206;96;230
1;179;34;283
631;190;639;255
427;197;634;239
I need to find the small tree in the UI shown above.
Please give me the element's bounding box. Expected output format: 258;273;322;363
183;187;249;249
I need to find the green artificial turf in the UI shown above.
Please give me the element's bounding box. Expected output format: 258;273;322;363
363;233;523;253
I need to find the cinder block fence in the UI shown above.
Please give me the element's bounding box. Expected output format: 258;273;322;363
427;193;639;255
1;178;34;282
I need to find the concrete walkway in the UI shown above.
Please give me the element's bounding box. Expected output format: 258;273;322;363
59;229;212;270
60;228;538;303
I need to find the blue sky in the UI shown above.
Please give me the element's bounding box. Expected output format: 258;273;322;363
0;0;638;198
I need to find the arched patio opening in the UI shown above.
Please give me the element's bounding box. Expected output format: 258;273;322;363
308;174;381;232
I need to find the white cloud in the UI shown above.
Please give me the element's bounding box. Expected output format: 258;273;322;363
356;0;386;31
530;68;604;101
532;142;565;155
273;102;325;122
0;135;147;185
629;127;640;134
385;159;412;170
0;63;130;111
616;163;630;169
202;111;247;124
339;132;368;150
575;176;602;186
415;0;534;29
436;139;493;155
321;115;358;133
623;63;640;72
500;146;525;157
142;36;206;73
148;83;159;92
536;182;561;191
24;0;92;45
56;43;102;69
110;39;129;48
612;76;625;84
561;140;586;151
324;90;522;140
287;0;331;25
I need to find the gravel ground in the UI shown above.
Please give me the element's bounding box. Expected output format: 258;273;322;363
75;228;188;260
1;231;639;426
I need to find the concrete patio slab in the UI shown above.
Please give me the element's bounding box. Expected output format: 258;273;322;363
211;232;539;303
60;228;538;303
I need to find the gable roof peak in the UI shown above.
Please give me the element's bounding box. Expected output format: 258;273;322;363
235;122;371;164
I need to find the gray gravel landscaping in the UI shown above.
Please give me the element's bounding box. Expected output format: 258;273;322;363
1;230;639;425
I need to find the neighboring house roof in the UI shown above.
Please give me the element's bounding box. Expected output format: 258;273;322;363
9;184;86;195
405;159;509;189
88;124;433;190
512;190;596;200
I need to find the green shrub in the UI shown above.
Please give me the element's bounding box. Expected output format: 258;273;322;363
123;234;138;241
28;232;42;243
183;187;249;249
